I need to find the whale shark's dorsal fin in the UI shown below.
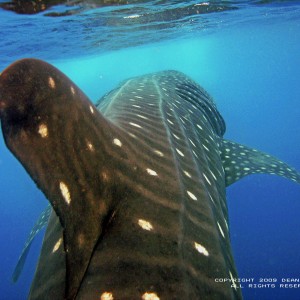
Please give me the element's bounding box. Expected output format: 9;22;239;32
221;139;300;186
11;205;51;283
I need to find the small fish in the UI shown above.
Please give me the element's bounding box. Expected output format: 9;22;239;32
0;59;299;299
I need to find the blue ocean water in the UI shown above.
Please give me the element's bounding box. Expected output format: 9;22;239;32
0;1;299;299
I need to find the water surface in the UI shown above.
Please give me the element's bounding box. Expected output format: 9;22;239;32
0;1;299;299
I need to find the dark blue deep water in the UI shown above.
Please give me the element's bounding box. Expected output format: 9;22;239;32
0;1;300;299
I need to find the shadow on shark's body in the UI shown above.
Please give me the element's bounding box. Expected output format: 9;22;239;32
0;59;299;299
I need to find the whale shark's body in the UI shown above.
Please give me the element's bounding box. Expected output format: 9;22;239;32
0;59;299;299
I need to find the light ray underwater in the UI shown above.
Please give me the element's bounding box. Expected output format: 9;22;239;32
0;58;299;299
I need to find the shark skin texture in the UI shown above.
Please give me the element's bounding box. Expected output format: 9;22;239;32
0;58;299;300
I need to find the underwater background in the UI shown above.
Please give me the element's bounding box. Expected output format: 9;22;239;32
0;1;299;299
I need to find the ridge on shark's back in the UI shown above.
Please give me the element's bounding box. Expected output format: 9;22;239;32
0;59;299;300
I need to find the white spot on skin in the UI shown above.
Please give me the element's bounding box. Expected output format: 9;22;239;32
172;133;180;140
183;170;191;178
59;182;71;205
209;170;217;181
138;219;153;231
202;144;209;151
129;122;142;128
70;86;75;95
137;114;149;120
192;150;198;158
203;173;211;185
128;133;137;139
48;77;55;89
176;148;184;157
101;292;114;300
113;138;122;147
229;271;237;290
87;142;95;152
124;14;140;19
187;191;197;201
154;150;164;157
217;222;225;238
189;138;196;147
90;105;94;114
142;292;160;300
194;242;209;256
146;168;158;176
38;124;48;138
52;237;63;253
224;219;229;231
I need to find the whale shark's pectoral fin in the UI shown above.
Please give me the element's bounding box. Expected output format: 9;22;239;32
0;59;129;299
12;205;52;283
221;139;300;186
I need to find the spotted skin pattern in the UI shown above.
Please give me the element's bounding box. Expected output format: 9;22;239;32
0;59;299;300
221;139;300;186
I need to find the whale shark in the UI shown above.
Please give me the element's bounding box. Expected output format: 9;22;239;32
0;58;299;299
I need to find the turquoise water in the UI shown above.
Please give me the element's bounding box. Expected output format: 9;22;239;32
0;1;300;299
